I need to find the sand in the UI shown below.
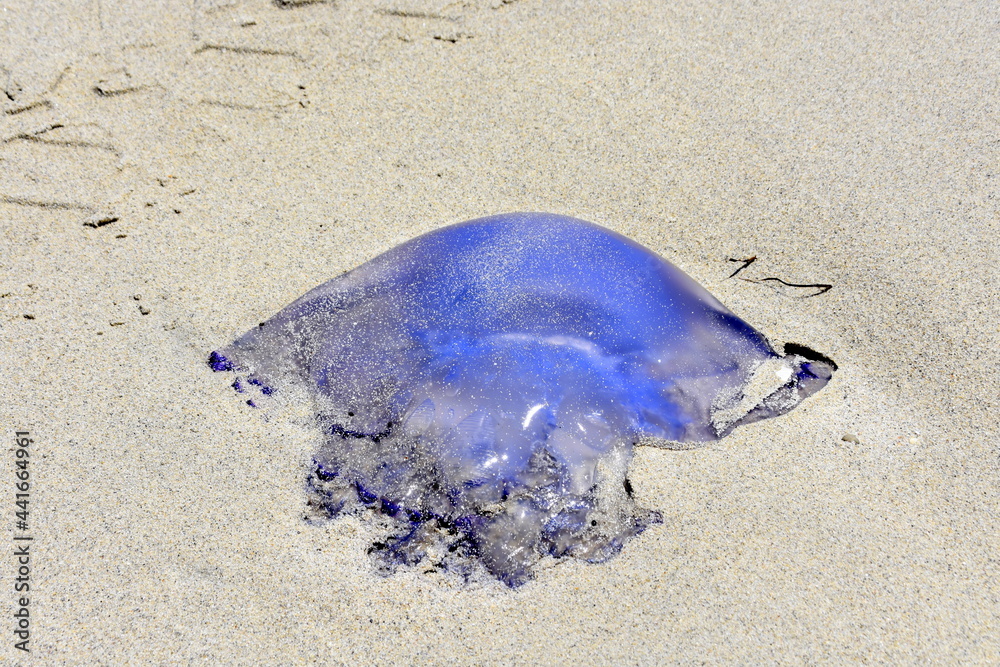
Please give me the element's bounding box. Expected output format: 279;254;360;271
2;0;998;663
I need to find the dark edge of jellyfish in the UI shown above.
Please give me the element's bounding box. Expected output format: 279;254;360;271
208;350;233;372
782;342;838;371
305;462;348;520
209;351;278;404
314;460;339;481
355;482;379;505
329;422;395;442
247;377;275;394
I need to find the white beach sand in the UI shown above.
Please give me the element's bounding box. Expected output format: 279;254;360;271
2;0;998;663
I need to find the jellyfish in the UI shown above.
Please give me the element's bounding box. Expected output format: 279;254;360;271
210;212;835;586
